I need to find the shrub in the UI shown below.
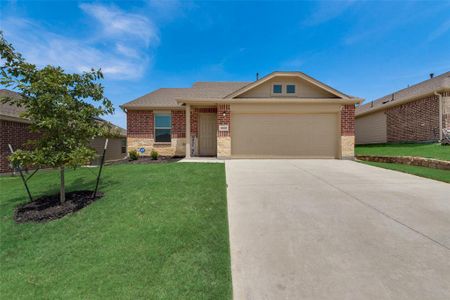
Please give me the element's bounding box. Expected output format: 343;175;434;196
129;150;139;161
151;149;159;160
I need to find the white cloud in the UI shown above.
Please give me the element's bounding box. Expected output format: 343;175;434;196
1;4;163;80
115;43;140;58
80;3;159;47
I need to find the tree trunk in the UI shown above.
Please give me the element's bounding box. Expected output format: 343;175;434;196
60;166;65;203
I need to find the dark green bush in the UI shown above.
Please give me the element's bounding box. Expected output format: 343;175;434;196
150;149;159;160
129;150;139;161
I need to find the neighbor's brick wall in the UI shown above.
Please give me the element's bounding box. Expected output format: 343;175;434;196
127;110;154;138
217;104;231;137
0;120;39;173
386;95;439;142
341;104;355;136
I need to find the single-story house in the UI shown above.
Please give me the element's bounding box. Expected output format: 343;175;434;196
0;89;127;173
355;72;450;144
121;71;362;159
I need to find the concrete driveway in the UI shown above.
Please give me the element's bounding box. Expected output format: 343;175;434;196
225;160;450;300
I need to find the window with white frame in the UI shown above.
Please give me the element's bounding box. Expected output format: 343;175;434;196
154;113;172;143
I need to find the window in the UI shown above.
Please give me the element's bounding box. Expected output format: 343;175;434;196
273;84;282;94
155;113;172;143
286;84;296;94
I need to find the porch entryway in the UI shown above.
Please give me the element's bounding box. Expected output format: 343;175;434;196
185;105;219;158
198;113;217;156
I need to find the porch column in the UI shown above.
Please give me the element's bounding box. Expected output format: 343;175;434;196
185;104;191;158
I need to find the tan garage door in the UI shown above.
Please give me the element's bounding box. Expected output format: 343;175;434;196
231;113;339;158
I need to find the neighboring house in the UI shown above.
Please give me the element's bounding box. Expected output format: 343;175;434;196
355;72;450;144
121;71;362;159
0;89;127;173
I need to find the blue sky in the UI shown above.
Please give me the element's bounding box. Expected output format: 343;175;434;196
1;0;449;128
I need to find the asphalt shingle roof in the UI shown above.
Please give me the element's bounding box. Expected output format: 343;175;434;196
0;89;26;121
0;89;126;135
121;82;251;108
356;71;450;116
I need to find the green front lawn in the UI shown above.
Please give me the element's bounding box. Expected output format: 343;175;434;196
355;143;450;161
0;163;231;299
361;161;450;183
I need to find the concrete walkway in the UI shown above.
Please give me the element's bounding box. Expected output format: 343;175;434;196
226;159;450;300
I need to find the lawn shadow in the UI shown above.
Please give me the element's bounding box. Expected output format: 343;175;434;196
0;172;119;214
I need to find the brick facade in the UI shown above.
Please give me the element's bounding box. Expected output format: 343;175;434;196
217;104;231;137
172;110;186;138
341;104;355;136
0;120;39;173
126;109;186;156
126;103;356;159
386;95;440;142
127;110;154;138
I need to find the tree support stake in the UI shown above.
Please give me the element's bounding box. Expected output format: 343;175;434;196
8;144;33;202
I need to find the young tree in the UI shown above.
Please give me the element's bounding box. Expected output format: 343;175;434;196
0;32;114;203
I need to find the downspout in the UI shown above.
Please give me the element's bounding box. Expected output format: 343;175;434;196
434;91;443;141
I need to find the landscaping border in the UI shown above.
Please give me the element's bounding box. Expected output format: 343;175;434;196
356;155;450;170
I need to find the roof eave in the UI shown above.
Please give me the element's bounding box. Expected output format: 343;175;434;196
121;105;185;111
0;114;30;123
355;88;449;117
177;97;362;105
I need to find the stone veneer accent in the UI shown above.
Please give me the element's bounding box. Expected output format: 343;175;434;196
341;136;355;158
126;137;185;156
217;136;231;158
217;104;231;158
340;104;355;158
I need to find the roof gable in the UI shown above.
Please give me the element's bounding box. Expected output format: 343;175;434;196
225;72;351;99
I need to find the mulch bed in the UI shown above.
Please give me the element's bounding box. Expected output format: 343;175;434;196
14;190;103;223
108;156;182;165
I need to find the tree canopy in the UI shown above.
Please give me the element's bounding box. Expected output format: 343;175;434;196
0;32;114;202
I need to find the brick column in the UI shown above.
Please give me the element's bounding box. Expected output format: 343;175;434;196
341;104;355;158
217;104;231;158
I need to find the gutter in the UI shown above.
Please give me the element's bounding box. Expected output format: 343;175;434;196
176;97;363;105
434;91;443;141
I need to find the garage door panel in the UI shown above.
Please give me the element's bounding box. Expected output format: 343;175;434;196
231;113;338;158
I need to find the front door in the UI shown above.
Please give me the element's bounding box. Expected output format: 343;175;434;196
199;113;217;156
